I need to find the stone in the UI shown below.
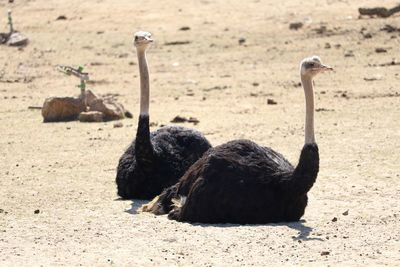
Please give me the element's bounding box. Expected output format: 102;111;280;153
7;32;28;46
83;90;99;106
113;122;123;128
42;97;86;122
78;111;104;122
289;22;303;30
88;98;125;121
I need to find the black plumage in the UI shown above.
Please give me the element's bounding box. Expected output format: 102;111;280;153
116;114;211;199
144;140;318;224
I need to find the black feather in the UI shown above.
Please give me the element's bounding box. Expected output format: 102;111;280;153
116;114;211;199
148;140;319;224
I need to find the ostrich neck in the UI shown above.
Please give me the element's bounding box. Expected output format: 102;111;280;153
137;49;150;116
301;75;315;144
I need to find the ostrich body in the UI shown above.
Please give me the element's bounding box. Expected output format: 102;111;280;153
141;56;332;223
116;32;211;199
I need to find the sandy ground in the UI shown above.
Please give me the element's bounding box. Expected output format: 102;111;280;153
1;0;400;266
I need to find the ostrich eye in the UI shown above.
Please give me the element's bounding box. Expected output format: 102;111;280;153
135;36;139;41
305;62;316;69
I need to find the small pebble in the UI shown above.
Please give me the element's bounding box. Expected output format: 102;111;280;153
56;15;67;20
113;122;123;128
375;47;387;53
363;33;372;39
34;209;40;214
344;51;354;57
289;22;303;30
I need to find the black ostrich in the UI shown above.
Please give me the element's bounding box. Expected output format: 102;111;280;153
116;31;212;199
141;56;333;224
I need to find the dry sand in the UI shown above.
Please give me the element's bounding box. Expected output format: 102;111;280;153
1;0;400;266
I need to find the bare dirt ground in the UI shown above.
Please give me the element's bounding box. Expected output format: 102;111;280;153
1;0;400;266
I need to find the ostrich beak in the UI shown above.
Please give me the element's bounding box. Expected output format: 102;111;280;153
320;64;333;72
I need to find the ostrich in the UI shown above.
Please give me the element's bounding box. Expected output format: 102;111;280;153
116;31;212;199
141;56;332;224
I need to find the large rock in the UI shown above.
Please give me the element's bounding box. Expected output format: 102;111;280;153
78;111;104;122
83;90;98;106
41;90;130;123
42;97;86;122
88;98;125;121
7;32;28;47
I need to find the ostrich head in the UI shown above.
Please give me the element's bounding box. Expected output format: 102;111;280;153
134;31;153;50
300;56;333;78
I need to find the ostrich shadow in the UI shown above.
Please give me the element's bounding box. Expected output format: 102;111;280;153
114;198;148;215
190;219;323;241
117;198;323;241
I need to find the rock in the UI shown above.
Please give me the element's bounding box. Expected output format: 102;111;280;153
56;15;67;20
359;5;400;18
42;89;128;122
381;24;400;33
78;111;104;122
320;251;330;256
238;37;246;45
375;47;387;53
363;32;373;39
179;26;191;31
88;98;125;121
344;51;354;57
267;99;277;105
171;116;199;125
124;111;133;118
188;117;200;125
7;32;28;47
83;90;99;106
313;25;330;35
342;210;349;216
332;217;338;222
289;22;303;30
360;28;373;39
171;116;188;123
113;122;123;128
42;97;86;122
316;108;334;112
34;209;40;214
